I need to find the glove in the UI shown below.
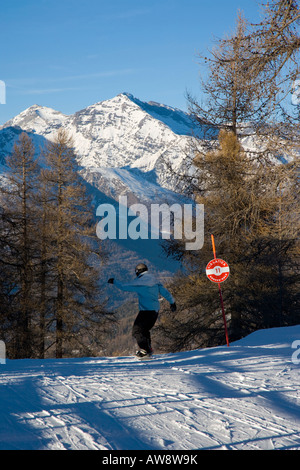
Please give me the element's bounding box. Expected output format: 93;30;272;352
170;302;177;312
108;278;114;284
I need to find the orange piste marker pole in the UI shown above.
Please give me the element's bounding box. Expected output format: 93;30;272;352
211;235;230;347
211;234;217;259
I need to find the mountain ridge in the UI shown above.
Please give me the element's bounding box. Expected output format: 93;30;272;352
0;93;195;190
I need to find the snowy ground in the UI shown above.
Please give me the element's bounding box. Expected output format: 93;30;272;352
0;325;300;451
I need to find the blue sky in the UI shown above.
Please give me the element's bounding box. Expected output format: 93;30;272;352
0;0;264;124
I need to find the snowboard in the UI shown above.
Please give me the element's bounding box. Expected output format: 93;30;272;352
134;352;154;361
137;355;153;361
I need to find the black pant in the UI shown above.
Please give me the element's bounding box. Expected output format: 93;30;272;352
132;310;158;353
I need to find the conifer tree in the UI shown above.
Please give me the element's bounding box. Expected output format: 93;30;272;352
34;179;52;358
41;129;111;358
160;131;299;349
188;12;262;140
230;1;300;150
188;3;300;159
0;133;40;358
160;2;300;351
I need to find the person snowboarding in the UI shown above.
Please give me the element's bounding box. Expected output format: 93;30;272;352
108;263;176;359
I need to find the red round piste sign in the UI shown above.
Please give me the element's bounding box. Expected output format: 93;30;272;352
206;258;230;283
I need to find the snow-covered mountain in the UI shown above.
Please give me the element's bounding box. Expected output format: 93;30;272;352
0;93;199;288
0;93;197;198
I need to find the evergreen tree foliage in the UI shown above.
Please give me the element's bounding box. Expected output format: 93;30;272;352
0;133;40;358
0;131;113;359
41;129;112;358
158;2;299;351
160;130;299;350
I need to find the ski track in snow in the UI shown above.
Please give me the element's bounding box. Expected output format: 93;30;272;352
1;326;300;450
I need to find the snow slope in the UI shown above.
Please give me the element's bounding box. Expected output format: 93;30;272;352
1;325;300;451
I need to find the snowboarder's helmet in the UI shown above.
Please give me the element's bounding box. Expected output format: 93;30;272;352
135;263;148;276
